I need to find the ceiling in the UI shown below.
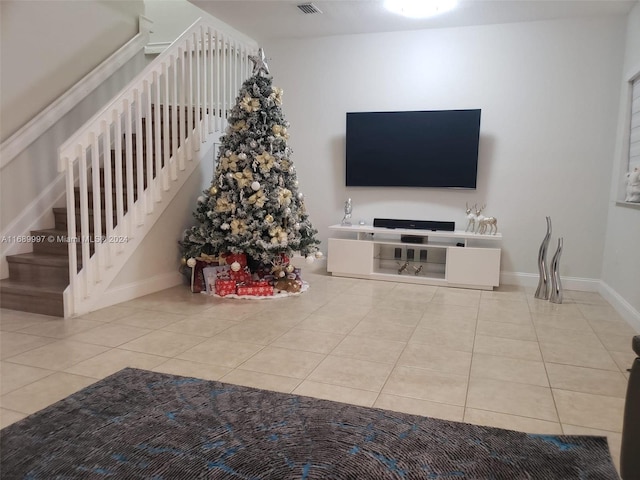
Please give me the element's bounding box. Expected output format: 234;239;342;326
190;0;636;42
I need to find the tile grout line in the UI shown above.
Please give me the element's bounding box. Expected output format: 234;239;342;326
526;292;564;432
461;291;482;422
370;286;439;410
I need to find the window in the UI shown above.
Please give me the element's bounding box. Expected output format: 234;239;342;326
620;73;640;206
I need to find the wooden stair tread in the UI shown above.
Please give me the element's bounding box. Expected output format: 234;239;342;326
6;252;69;266
0;278;67;294
4;103;202;317
31;228;67;235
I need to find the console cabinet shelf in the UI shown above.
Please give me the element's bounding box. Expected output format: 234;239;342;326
327;224;502;290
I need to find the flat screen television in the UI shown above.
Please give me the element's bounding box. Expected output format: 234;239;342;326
345;109;481;188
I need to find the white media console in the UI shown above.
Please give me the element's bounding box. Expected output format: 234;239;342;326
327;224;502;290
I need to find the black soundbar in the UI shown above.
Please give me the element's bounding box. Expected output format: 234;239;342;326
373;218;455;231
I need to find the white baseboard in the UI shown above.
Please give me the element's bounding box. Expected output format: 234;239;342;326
290;254;328;274
499;271;601;292
599;281;640;332
89;271;184;313
502;271;640;332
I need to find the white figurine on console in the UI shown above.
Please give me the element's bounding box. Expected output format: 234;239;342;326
341;198;353;225
625;167;640;202
465;202;477;232
475;204;498;235
474;204;485;233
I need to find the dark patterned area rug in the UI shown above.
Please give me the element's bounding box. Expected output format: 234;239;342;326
1;368;619;479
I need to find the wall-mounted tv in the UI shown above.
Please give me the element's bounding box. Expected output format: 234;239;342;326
345;109;481;188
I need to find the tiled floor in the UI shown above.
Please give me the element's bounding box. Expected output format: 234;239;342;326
1;272;637;472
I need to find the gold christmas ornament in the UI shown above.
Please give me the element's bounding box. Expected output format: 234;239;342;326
233;168;254;188
248;190;266;208
209;186;218;195
269;87;283;105
232;119;248;132
255;151;275;173
230;219;248;235
196;253;218;263
265;214;274;224
240;96;260;113
220;154;239;172
277;187;292;206
215;197;235;213
181;257;187;266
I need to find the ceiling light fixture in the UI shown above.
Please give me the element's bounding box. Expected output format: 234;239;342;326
383;0;458;19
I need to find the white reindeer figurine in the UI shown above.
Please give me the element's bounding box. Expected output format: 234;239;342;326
474;204;486;233
465;202;477;232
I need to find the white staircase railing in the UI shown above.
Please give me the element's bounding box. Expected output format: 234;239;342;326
58;18;254;317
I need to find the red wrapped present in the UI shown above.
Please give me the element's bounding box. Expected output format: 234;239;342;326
230;268;252;284
237;283;274;297
215;279;236;296
221;252;247;268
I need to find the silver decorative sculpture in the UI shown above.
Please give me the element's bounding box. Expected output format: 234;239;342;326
477;216;498;235
549;237;564;304
474;203;498;235
465;203;477;232
341;198;352;226
534;216;552;300
397;261;409;274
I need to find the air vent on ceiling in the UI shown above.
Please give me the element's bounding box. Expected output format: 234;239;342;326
297;3;323;14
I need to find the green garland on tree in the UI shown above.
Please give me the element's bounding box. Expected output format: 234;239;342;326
180;49;321;265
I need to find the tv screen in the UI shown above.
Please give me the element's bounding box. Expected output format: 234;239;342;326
345;109;481;188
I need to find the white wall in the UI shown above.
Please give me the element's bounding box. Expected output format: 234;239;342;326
0;0;146;234
103;140;218;299
264;16;626;283
602;2;640;324
145;0;256;48
0;0;143;141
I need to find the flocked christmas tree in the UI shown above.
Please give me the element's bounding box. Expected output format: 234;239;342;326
180;48;321;271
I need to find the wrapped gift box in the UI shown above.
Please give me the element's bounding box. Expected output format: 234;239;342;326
191;259;219;293
215;279;237;296
237;282;274;297
203;265;231;294
230;269;252;284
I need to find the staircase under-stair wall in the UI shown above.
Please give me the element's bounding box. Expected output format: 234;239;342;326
0;19;255;317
